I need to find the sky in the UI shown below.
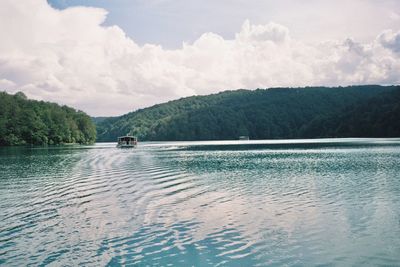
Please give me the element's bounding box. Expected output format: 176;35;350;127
0;0;399;116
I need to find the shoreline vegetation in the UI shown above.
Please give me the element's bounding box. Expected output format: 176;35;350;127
0;91;96;146
96;85;400;142
1;85;399;146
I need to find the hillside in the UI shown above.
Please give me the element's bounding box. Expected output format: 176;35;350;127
96;85;399;141
301;87;400;138
0;91;96;146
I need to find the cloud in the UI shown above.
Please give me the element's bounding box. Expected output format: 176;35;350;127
0;0;399;116
0;79;16;88
378;30;400;53
237;20;290;44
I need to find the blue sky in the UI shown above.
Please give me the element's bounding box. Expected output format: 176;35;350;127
0;0;399;115
47;0;400;48
47;0;242;48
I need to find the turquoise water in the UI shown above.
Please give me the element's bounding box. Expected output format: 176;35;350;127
1;138;400;266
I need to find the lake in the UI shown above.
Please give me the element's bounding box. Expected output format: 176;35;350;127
1;138;400;266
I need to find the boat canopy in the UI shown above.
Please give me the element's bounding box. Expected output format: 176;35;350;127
118;136;137;141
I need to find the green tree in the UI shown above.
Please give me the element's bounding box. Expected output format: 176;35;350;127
0;91;96;146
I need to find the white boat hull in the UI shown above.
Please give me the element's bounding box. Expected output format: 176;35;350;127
117;144;136;148
117;135;138;148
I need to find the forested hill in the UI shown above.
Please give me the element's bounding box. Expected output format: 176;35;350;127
96;85;400;141
302;87;400;138
0;91;96;146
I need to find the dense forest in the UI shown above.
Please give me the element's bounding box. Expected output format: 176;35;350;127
96;85;400;141
301;87;400;138
0;91;96;146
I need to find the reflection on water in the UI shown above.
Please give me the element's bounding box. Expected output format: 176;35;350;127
1;139;400;266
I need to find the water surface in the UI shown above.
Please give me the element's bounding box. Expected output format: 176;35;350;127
1;138;400;266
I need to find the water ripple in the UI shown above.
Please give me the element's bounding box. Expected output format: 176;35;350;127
1;140;400;266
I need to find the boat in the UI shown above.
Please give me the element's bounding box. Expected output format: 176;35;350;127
239;136;250;140
117;135;137;148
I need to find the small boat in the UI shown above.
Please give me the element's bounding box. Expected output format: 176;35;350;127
239;136;250;140
117;135;138;148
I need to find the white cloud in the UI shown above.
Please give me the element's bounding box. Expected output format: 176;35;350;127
378;30;400;54
0;0;399;116
0;79;16;88
237;20;290;44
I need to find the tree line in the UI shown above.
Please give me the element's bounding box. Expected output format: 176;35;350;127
96;85;400;141
0;91;96;146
